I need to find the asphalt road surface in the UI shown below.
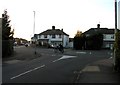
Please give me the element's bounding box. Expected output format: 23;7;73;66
2;46;113;83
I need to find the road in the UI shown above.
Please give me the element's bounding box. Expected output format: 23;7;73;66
2;46;113;83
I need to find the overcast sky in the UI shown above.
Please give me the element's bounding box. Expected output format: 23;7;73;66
0;0;120;40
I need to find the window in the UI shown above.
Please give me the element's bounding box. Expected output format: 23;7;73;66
103;35;106;39
59;34;62;38
111;35;114;39
52;34;55;38
44;35;47;38
38;35;41;39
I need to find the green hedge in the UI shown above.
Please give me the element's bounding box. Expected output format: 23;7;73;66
116;32;120;50
114;31;120;71
2;40;14;58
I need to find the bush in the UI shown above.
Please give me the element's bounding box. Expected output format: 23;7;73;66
114;31;120;71
2;40;14;58
86;33;103;50
73;34;86;50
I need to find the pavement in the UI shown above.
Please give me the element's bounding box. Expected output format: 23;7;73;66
75;58;120;83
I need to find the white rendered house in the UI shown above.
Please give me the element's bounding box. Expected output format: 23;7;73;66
31;26;69;47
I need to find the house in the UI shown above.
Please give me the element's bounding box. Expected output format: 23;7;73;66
68;38;74;48
14;38;28;45
31;26;69;48
84;24;119;49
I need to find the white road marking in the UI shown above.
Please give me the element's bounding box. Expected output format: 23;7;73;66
76;52;86;54
10;65;45;80
73;71;82;74
110;53;113;55
89;52;92;54
14;46;25;48
60;55;77;59
109;57;113;59
108;52;113;55
52;54;56;56
52;55;77;62
76;74;80;80
52;59;60;62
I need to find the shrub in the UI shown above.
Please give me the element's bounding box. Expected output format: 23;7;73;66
114;31;120;71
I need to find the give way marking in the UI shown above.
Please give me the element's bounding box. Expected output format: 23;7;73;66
52;55;77;62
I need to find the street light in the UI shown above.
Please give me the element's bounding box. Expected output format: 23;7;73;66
33;11;37;55
114;0;118;67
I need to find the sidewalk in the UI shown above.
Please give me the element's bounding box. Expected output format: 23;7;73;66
76;58;120;83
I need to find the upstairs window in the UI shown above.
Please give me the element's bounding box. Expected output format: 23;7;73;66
44;35;47;38
103;35;106;39
52;34;55;38
38;35;41;39
111;35;114;39
59;34;62;38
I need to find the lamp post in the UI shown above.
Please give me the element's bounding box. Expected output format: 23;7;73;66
114;0;118;67
115;0;117;34
33;11;37;54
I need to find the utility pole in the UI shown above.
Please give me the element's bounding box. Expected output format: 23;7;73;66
115;0;117;34
114;0;118;66
33;11;37;55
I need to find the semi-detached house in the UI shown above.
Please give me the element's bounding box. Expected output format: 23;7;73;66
31;26;69;48
84;24;120;50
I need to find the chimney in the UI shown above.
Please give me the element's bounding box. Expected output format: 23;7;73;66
61;28;63;31
52;26;55;30
97;24;100;28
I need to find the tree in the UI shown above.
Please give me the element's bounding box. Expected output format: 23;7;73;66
2;9;14;57
86;33;103;50
73;30;86;50
75;30;82;37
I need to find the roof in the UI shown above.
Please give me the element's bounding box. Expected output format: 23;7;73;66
38;29;69;36
84;28;120;35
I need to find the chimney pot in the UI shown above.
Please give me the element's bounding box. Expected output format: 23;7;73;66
97;24;100;28
52;26;55;30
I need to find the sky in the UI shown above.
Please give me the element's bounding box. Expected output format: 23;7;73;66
0;0;120;41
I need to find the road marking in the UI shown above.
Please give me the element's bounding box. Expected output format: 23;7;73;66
52;55;77;62
76;74;80;80
52;59;60;62
109;57;113;59
52;54;56;56
108;52;113;55
110;53;113;56
10;65;45;80
76;52;86;54
14;46;25;48
73;71;82;83
73;71;82;74
89;52;92;54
